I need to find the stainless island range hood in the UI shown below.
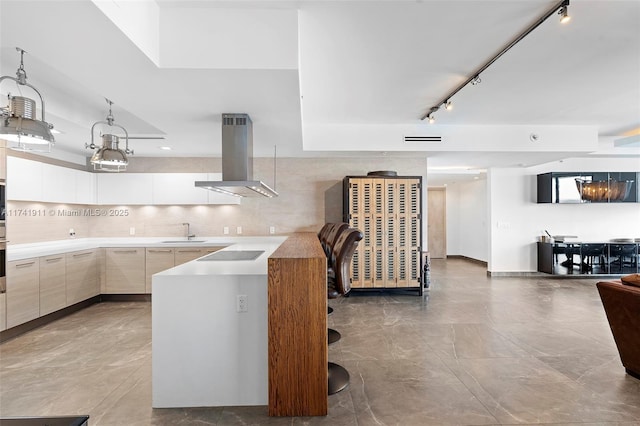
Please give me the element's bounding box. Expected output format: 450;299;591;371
195;113;277;198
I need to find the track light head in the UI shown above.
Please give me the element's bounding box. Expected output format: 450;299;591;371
445;100;453;111
559;4;570;23
471;75;481;85
427;114;435;124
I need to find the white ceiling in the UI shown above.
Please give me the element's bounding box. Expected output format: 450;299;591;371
1;0;639;185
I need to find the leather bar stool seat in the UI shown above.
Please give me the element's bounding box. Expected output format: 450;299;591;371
326;227;363;394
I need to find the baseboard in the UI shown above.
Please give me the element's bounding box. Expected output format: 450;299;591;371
0;296;101;343
0;294;151;344
487;271;547;277
487;271;627;278
446;255;487;266
100;294;152;302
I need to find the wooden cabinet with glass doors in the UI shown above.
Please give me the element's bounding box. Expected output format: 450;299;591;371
343;176;423;294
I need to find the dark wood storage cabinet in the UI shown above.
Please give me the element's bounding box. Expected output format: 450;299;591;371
343;176;423;293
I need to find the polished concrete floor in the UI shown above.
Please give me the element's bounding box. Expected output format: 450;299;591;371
1;258;639;425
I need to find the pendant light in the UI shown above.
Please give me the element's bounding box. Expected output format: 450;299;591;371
85;99;133;172
0;47;55;151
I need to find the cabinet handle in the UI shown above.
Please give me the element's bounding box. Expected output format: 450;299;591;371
16;261;36;268
46;257;63;262
73;252;93;257
148;249;172;253
177;249;200;253
113;250;138;253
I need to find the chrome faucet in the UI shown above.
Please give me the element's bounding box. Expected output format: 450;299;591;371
182;222;196;240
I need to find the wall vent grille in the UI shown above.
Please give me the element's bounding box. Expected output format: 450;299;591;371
404;136;442;143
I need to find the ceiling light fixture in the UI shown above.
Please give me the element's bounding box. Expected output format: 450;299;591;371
420;0;571;121
426;106;438;124
444;100;453;111
85;99;134;172
0;47;55;151
558;4;571;23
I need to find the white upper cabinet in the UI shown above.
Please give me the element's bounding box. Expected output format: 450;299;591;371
7;156;43;201
42;163;76;203
75;172;96;204
8;157;238;205
96;173;154;205
152;173;240;205
152;173;209;205
8;157;96;204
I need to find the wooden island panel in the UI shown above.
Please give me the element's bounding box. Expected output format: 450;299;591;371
268;232;327;416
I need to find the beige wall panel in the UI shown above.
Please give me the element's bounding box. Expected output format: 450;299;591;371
428;188;447;259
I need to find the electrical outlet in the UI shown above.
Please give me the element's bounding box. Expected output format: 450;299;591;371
236;226;242;235
223;226;229;235
69;228;76;238
269;226;275;235
236;295;248;313
129;227;135;236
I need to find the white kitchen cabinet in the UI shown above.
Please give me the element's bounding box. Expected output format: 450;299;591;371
42;163;76;204
96;173;153;205
7;157;236;206
7;156;43;201
152;173;209;205
0;293;6;331
6;258;40;328
75;170;96;204
66;249;98;305
8;157;95;204
105;248;146;294
39;254;67;316
145;248;175;293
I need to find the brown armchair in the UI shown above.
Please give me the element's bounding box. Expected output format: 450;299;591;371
597;278;640;379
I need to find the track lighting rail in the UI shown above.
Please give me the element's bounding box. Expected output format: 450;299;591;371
421;0;570;121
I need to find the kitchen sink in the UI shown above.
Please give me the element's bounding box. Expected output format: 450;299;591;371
161;240;207;243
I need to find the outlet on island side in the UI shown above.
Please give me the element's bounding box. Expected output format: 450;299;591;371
236;226;242;235
223;226;229;235
236;295;248;313
269;226;275;235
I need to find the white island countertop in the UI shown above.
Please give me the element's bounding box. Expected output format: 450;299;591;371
151;235;288;408
7;236;281;261
154;237;286;276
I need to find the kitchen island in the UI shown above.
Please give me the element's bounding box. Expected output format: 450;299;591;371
151;236;287;408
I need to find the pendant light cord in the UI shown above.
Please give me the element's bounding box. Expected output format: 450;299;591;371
273;145;277;192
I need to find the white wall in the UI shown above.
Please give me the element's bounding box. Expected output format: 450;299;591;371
445;179;488;262
488;158;640;273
